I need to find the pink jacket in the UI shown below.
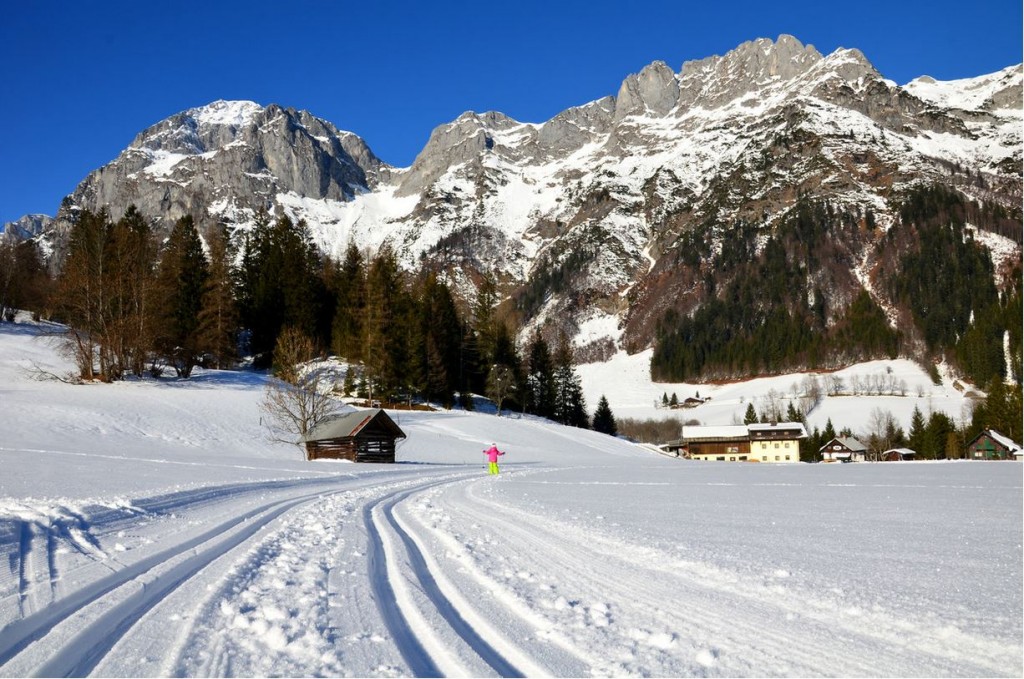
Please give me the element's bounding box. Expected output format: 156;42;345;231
484;445;505;463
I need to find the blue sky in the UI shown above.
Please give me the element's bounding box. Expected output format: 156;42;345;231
1;0;1021;225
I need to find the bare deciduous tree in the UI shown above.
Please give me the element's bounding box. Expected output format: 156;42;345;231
485;363;516;416
261;328;343;452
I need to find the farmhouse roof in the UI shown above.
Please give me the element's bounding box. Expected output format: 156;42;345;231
747;422;807;437
303;409;405;442
882;447;916;456
681;425;749;440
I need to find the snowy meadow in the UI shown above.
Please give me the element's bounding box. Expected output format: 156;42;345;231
0;320;1021;677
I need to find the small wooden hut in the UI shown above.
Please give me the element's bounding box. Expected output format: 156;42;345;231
965;429;1022;460
303;409;406;463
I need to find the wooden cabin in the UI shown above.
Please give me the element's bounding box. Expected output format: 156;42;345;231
881;447;916;461
819;436;868;463
303;409;406;463
965;429;1022;460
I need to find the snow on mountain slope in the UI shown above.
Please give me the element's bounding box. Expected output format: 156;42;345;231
15;36;1018;384
0;319;1021;676
578;349;975;433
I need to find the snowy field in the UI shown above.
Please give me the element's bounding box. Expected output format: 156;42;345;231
578;349;977;434
0;320;1021;677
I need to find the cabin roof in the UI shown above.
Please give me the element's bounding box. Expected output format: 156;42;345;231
304;408;406;442
819;436;868;452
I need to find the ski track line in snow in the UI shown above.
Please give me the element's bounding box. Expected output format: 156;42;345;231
366;476;539;678
165;472;473;678
0;475;396;677
124;472;472;677
0;445;346;477
417;471;1019;677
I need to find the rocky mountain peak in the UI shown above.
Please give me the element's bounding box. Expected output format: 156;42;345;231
44;101;386;263
677;35;824;108
614;60;680;120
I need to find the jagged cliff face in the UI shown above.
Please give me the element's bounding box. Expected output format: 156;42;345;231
33;36;1024;369
45;100;387;261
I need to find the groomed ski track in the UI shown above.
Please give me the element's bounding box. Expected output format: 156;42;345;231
2;461;1020;677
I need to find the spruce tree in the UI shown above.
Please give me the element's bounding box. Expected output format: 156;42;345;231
593;395;617;436
153;215;209;377
908;406;927;454
331;242;365;362
743;402;758;425
553;333;588;428
823;418;837;442
470;273;499;393
525;331;556;418
362;246;407;403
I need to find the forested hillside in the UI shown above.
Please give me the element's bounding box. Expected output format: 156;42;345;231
650;185;1021;387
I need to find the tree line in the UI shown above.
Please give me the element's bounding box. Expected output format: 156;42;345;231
1;206;620;433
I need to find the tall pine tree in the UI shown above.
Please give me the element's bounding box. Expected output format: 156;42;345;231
553;333;588;427
525;331;556;418
153;215;209;377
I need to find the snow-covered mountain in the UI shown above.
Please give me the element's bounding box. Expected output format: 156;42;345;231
21;36;1024;375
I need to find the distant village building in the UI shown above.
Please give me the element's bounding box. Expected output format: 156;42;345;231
964;429;1022;460
303;409;406;463
881;447;916;462
668;422;806;463
748;422;806;463
819;437;869;463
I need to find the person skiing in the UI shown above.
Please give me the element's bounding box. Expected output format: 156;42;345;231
483;443;505;475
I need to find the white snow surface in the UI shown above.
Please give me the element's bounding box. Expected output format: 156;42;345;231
578;349;980;435
0;319;1021;677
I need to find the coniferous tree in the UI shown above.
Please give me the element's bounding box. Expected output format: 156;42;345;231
236;214;324;366
362;246;407;403
153;215;209;377
743;402;758;425
525;331;556;418
553;333;588;428
801;425;821;462
592;395;617;436
470;273;500;394
823;418;837;442
908;406;927;454
331;242;366;362
489;321;523;412
415;273;462;408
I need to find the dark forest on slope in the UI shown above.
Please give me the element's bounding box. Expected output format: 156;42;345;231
650;186;1022;386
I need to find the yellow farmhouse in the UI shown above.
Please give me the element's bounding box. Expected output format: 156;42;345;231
670;422;806;463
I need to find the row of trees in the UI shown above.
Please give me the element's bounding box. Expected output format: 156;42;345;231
13;206;620;435
50;208;236;380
